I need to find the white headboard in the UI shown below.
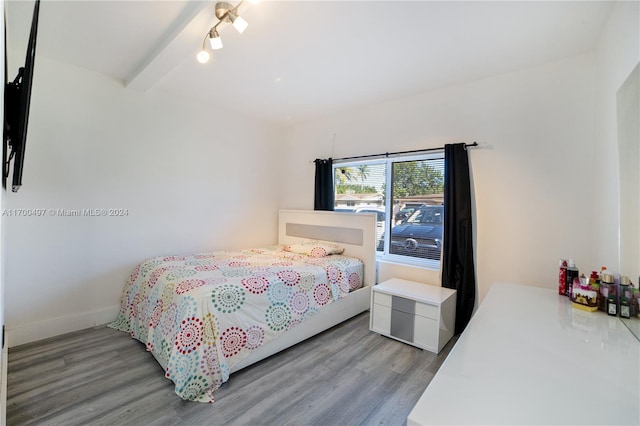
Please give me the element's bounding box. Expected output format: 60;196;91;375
278;209;377;287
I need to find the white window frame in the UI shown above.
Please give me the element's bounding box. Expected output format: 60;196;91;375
333;152;444;270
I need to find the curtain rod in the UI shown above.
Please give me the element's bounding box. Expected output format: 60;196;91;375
328;141;478;162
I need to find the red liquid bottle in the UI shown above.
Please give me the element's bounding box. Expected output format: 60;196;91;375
558;259;568;295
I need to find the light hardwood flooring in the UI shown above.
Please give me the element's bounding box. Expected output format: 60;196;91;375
7;312;457;426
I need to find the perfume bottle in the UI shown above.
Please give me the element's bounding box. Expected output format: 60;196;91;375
620;276;631;319
602;274;617;316
558;259;568;296
566;259;578;298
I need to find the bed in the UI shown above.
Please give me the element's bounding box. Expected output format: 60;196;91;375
109;209;377;402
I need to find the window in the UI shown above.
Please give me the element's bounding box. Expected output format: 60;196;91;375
333;154;445;269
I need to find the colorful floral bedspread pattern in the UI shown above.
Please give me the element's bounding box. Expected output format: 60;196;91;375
109;246;363;402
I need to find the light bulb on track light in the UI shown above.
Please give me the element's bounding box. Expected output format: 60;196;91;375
229;12;248;34
209;29;223;50
197;50;210;63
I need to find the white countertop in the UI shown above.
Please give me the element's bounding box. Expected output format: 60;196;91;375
408;282;640;425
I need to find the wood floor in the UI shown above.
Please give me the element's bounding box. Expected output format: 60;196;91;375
6;312;457;426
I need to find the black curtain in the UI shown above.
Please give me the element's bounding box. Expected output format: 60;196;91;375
442;143;476;334
314;159;334;211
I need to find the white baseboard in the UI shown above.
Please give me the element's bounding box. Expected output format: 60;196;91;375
6;305;120;347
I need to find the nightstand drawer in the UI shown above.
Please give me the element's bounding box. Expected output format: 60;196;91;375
373;291;392;307
414;316;438;352
392;295;415;315
415;302;439;320
371;303;391;334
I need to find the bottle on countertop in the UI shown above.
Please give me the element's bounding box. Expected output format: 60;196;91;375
630;285;638;318
620;276;631;319
598;267;608;313
566;259;579;298
590;271;605;312
633;282;640;319
637;276;640;319
558;259;568;296
603;273;617;316
599;266;608;282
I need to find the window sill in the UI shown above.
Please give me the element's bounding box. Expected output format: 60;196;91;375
376;253;441;272
376;258;442;285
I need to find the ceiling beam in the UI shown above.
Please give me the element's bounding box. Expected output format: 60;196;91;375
125;1;212;91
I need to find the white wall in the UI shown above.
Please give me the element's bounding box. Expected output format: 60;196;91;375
0;1;6;422
0;0;4;348
281;53;598;303
4;57;283;346
593;1;640;279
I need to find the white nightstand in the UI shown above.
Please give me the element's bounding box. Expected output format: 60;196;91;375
370;278;457;354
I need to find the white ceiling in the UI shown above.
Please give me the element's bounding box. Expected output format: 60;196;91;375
6;1;614;127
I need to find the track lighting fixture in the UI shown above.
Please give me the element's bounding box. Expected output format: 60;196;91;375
198;1;257;64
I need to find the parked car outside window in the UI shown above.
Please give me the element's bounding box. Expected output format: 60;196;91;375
394;202;426;224
385;205;443;260
334;207;356;213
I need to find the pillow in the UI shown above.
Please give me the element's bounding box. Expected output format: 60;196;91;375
283;241;345;257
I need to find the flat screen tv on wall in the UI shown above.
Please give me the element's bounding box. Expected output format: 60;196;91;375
3;0;40;193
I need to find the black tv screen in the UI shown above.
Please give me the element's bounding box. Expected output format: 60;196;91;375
3;0;40;193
